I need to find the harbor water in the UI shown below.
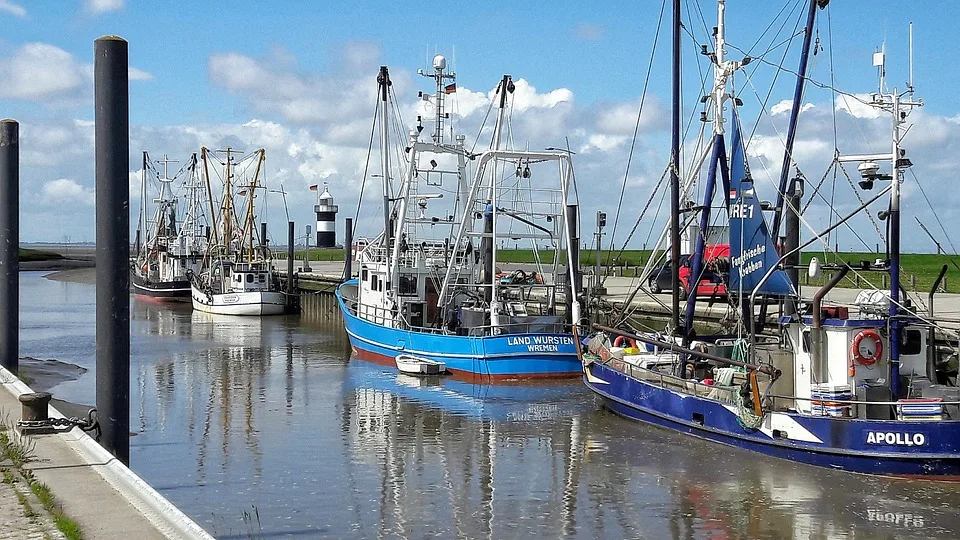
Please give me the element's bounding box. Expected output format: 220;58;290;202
16;270;960;539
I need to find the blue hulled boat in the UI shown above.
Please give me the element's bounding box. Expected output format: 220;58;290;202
338;58;584;381
582;0;960;477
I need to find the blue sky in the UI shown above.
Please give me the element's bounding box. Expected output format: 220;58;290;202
3;0;959;253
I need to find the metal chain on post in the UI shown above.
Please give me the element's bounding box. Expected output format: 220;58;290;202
16;408;100;441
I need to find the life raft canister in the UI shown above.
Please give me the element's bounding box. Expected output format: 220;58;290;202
851;329;883;366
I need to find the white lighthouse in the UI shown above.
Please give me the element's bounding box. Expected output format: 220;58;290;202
314;183;338;247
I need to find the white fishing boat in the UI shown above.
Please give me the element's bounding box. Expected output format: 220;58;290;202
395;354;447;376
189;147;285;316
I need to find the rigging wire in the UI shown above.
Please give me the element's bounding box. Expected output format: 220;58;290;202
352;97;384;237
609;0;666;252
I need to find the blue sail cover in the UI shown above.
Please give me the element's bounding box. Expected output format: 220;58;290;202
728;111;796;297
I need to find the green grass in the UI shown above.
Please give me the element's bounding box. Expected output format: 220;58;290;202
277;245;960;293
18;248;64;262
0;415;83;539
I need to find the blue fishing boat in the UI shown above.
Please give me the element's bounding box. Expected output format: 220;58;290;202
337;58;583;381
581;0;960;477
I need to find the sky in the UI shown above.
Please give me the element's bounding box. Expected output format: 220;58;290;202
2;0;960;254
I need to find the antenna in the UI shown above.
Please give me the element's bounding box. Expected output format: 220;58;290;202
908;22;914;93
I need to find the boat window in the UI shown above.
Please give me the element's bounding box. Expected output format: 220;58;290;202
371;274;379;291
246;273;254;283
801;330;810;353
399;275;417;295
902;329;923;355
234;274;241;283
361;268;368;281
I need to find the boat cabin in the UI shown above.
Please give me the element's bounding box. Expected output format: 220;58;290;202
782;292;930;417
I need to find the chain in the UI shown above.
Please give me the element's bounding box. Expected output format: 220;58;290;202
16;409;100;441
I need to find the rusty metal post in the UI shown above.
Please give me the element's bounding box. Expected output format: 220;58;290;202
0;119;18;374
95;36;130;465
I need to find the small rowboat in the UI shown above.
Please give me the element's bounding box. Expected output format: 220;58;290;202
395;354;446;376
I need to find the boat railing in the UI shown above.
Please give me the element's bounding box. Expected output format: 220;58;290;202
601;358;960;422
605;357;741;401
344;294;575;336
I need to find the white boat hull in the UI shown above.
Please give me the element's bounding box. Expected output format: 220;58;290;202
190;284;286;316
395;354;447;376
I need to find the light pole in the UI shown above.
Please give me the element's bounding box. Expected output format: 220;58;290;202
304;224;312;272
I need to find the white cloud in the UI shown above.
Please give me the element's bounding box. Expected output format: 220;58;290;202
506;78;573;111
85;0;124;14
835;93;884;119
770;99;814;116
0;0;26;17
42;179;95;206
129;67;154;81
0;43;86;101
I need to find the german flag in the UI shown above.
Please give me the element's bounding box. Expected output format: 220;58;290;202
444;83;457;94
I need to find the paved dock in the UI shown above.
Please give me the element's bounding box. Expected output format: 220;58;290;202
287;260;960;331
0;367;212;539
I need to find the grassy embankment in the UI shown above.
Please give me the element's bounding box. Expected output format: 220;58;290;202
17;248;64;262
293;248;960;294
0;416;83;539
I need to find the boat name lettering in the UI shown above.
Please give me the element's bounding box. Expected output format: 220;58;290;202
223;294;239;304
505;335;573;352
729;201;754;220
865;431;926;446
866;509;924;527
731;243;765;277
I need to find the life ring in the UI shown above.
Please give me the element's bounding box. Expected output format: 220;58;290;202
613;335;637;349
851;329;883;366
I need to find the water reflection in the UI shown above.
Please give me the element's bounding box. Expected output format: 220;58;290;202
16;271;960;538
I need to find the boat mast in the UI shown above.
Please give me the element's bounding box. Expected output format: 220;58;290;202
684;0;742;342
138;151;147;254
377;66;393;292
244;149;265;260
200;147;219;250
223;147;233;255
669;0;681;334
769;0;827;245
485;75;511;311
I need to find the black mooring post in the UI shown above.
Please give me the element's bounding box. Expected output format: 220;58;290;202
287;221;295;298
0;119;19;374
565;204;580;324
94;36;130;465
343;217;353;281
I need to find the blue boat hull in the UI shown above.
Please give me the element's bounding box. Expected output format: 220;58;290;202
336;281;581;381
585;361;960;477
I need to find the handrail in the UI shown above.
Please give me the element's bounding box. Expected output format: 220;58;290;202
592;323;781;378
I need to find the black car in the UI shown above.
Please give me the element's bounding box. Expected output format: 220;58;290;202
647;254;690;296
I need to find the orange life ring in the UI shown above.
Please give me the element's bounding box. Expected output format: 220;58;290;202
851;329;883;366
613;335;637;349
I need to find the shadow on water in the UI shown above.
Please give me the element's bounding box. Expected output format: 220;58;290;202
15;271;960;538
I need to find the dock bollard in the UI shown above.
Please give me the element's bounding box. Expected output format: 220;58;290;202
18;392;52;434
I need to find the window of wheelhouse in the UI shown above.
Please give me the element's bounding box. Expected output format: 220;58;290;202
259;274;266;283
801;330;810;353
246;273;253;283
902;329;922;355
371;274;379;291
361;268;368;281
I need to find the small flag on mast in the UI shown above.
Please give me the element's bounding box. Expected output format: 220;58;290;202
444;83;457;94
237;188;248;196
309;184;319;191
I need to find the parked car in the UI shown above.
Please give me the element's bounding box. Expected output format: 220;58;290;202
647;254;728;298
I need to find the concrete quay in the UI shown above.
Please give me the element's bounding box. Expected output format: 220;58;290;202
0;366;213;540
285;261;960;332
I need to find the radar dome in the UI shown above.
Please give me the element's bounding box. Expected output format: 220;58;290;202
433;55;446;71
